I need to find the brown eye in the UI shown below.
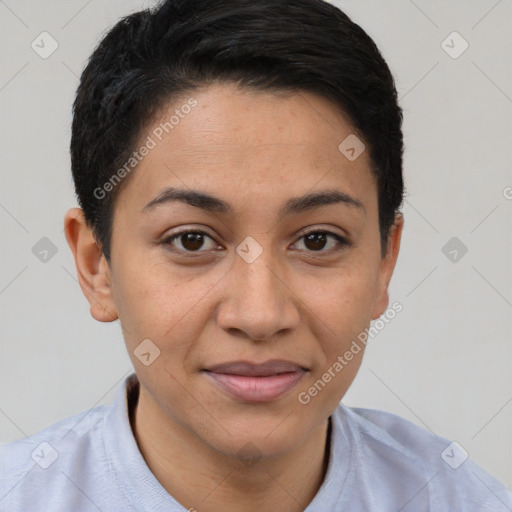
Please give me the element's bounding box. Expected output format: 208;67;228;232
162;229;348;256
294;230;349;253
178;232;206;251
304;232;328;251
162;230;220;253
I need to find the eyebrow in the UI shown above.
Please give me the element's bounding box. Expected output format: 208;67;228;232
141;186;365;217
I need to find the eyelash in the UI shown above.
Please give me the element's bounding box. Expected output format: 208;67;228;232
160;229;350;256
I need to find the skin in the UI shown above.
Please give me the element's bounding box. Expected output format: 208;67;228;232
64;82;403;512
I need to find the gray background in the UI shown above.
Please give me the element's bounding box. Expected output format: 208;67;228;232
1;0;511;487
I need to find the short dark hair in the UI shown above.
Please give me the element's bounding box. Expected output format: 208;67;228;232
70;0;404;262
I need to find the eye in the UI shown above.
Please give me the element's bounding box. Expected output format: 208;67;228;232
161;228;349;256
161;230;221;253
292;230;349;253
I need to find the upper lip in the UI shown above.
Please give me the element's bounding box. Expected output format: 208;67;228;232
204;359;307;377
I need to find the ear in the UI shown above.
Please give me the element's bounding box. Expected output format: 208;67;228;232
63;208;118;322
371;213;404;320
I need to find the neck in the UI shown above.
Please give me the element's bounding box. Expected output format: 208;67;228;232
129;384;331;512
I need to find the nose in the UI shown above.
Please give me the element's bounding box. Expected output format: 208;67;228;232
216;246;301;342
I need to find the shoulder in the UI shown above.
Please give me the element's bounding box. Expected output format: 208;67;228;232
335;405;512;511
0;404;110;506
344;405;447;459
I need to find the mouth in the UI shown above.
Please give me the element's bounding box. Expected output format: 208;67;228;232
202;360;308;402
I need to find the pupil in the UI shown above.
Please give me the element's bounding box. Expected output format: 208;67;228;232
183;233;204;251
305;232;326;251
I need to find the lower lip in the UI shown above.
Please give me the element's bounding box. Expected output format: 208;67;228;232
204;371;305;402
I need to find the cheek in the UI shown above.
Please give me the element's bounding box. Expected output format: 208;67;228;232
111;259;220;356
300;278;373;410
303;262;378;400
306;264;380;338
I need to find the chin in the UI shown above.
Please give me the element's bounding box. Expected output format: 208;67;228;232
194;412;313;462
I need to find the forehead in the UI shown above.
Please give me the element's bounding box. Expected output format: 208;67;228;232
115;82;376;218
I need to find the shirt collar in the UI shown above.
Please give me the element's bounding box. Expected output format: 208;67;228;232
103;373;185;511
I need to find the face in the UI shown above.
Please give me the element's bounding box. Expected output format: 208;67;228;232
67;82;402;460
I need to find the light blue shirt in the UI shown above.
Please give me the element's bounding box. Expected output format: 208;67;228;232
1;373;511;511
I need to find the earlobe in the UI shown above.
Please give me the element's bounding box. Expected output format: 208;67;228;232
371;214;404;320
63;208;118;323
